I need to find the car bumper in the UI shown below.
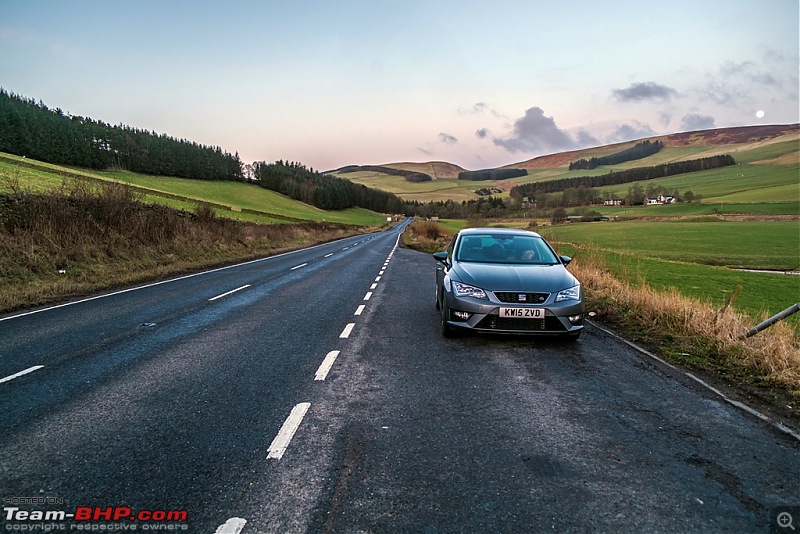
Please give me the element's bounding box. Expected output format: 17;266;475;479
443;295;585;335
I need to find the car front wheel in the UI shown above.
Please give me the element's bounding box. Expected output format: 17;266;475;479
562;330;582;341
440;300;454;338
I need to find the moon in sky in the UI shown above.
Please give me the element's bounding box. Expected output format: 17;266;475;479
756;110;765;118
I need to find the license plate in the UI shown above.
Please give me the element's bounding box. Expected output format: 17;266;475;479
500;307;545;319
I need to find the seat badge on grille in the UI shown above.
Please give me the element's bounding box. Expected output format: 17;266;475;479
518;294;527;302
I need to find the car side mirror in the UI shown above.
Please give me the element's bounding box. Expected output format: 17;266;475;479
560;255;572;265
433;251;448;264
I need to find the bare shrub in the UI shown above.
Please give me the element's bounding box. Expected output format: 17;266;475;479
418;220;443;240
403;219;453;253
0;170;26;194
194;202;216;222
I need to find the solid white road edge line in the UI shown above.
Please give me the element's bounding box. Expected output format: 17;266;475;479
315;350;341;381
355;305;365;316
588;319;800;442
267;402;311;460
215;517;247;534
208;285;251;301
0;365;44;385
340;323;355;338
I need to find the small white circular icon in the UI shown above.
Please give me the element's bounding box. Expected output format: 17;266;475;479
778;511;795;530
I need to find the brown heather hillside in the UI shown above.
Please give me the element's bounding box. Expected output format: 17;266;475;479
340;124;798;181
512;124;799;170
661;124;799;147
514;150;585;170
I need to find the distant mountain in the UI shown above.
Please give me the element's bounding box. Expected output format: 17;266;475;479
349;125;798;174
378;161;466;179
329;161;466;180
330;124;798;203
508;124;799;170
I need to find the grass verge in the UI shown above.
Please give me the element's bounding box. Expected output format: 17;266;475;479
0;180;384;313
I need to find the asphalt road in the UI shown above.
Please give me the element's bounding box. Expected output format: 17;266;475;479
1;220;797;533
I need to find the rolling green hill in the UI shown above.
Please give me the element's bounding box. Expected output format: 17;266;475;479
331;125;799;207
3;124;797;221
0;153;389;226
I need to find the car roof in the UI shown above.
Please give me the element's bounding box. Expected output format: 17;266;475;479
458;227;543;239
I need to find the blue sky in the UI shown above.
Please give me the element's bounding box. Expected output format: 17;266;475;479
1;0;798;171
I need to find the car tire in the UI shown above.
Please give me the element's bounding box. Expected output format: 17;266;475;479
435;285;440;310
440;301;454;338
562;330;582;341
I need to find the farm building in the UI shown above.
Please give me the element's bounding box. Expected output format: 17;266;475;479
646;195;676;205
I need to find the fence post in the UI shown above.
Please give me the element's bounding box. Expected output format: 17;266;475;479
715;285;742;322
744;303;800;338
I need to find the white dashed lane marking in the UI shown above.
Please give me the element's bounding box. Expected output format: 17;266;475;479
315;351;340;381
215;517;247;534
0;365;44;385
340;323;355;338
208;285;250;302
267;402;312;460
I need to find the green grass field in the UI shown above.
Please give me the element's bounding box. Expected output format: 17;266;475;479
601;202;800;218
541;220;800;331
542;220;799;270
596;164;799;203
0;153;388;226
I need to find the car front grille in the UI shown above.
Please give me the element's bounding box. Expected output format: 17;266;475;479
494;291;550;304
475;315;566;332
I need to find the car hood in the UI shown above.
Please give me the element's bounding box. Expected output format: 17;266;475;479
453;262;578;292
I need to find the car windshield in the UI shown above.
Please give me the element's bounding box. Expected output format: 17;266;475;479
455;234;559;265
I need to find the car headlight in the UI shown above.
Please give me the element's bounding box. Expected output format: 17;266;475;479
452;281;488;300
555;284;581;302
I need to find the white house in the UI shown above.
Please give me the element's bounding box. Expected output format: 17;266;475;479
646;195;676;205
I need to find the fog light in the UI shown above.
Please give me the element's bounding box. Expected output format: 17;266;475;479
453;310;472;321
568;314;583;324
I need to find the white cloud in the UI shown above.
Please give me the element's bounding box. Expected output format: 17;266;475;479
680;113;716;131
612;82;679;102
493;106;577;154
606;121;657;143
439;132;458;144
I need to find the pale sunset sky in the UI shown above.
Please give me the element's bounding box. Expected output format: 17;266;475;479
1;0;798;170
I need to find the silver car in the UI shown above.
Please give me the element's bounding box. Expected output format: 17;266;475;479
433;228;584;339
